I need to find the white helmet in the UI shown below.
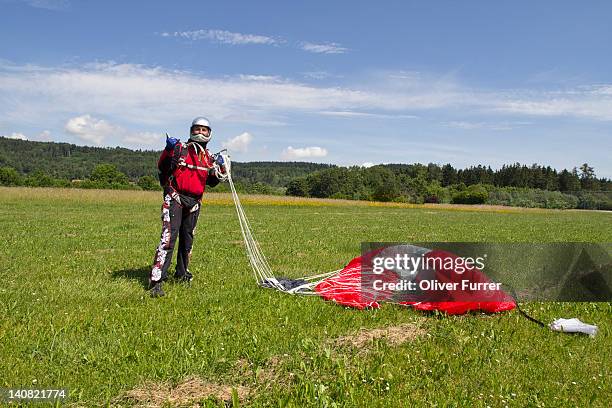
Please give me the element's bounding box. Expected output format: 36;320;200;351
190;116;212;143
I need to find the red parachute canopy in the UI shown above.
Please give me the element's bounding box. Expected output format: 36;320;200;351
315;245;516;315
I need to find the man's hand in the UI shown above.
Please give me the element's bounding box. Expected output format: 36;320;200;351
165;134;179;151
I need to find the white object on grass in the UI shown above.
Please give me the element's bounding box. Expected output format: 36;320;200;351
549;318;598;337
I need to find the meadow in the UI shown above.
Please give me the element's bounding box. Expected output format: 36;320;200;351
0;187;610;407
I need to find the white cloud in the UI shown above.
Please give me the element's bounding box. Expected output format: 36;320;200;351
301;42;348;54
238;74;282;82
488;87;612;121
19;0;69;10
0;62;383;126
281;146;328;160
590;85;612;95
318;110;418;119
161;29;351;55
38;129;52;141
445;121;484;130
361;162;375;168
123;131;162;146
302;71;334;80
7;132;28;140
2;61;612;147
443;121;526;131
318;111;381;118
65;115;116;145
162;29;278;45
222;132;253;153
4;130;54;141
64;114;161;146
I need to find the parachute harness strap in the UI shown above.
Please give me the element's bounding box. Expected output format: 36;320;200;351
225;158;338;294
177;142;212;172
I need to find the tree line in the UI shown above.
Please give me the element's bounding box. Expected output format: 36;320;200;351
285;163;611;210
1;136;610;210
0;137;331;189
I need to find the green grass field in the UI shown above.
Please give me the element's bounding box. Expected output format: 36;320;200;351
0;187;610;407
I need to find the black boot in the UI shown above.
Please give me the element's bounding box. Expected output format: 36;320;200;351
174;269;193;284
150;281;165;297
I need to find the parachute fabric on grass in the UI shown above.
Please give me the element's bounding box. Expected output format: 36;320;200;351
226;169;514;315
401;248;516;314
315;244;516;314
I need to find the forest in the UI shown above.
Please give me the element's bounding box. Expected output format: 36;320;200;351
1;137;610;209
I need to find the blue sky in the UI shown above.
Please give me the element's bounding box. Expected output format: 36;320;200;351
1;0;611;176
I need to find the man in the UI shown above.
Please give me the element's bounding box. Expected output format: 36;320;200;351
149;117;222;297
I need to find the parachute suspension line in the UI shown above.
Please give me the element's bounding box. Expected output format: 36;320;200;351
224;165;339;294
227;173;278;288
503;283;547;328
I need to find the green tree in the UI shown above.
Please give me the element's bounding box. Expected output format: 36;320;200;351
286;177;309;196
137;175;160;191
372;177;400;202
579;163;595;179
90;164;129;185
308;168;347;198
426;163;443;182
452;184;488;204
558;168;581;192
424;181;447;203
441;164;458;186
248;182;273;195
579;163;599;190
405;174;429;200
0;166;22;186
24;170;56;187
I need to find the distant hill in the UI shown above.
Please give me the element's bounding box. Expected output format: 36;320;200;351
0;137;334;187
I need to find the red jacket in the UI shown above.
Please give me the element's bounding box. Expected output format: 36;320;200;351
158;143;215;198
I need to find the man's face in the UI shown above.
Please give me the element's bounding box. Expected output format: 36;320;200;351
191;125;210;136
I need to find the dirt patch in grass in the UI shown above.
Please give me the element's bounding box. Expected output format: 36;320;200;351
333;323;426;350
234;356;291;388
119;376;250;407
